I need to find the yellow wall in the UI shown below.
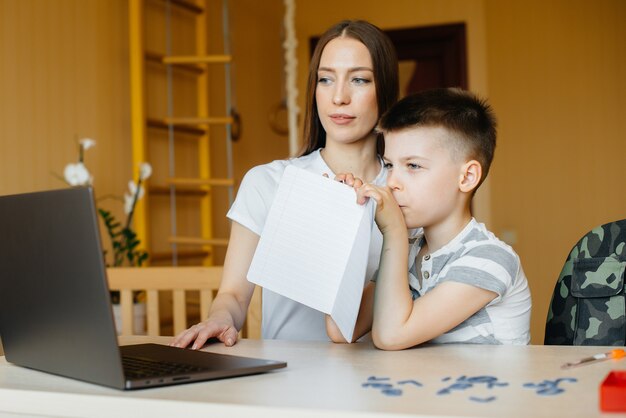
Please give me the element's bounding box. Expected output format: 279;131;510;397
0;0;131;204
485;0;626;343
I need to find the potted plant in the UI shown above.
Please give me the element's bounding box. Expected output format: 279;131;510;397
60;138;150;334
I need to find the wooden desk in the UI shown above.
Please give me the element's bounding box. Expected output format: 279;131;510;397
0;337;624;417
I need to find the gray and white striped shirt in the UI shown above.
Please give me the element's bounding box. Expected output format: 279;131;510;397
407;218;531;345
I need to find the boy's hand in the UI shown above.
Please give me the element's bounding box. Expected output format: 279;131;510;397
334;173;407;234
355;183;407;235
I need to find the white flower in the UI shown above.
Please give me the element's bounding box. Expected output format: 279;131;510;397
63;163;91;186
139;162;152;180
128;180;145;200
79;138;96;150
123;193;134;215
124;180;145;214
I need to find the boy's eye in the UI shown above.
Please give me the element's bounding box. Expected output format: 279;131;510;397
383;162;393;169
408;163;422;170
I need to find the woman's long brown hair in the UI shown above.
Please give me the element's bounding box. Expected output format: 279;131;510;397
300;20;399;157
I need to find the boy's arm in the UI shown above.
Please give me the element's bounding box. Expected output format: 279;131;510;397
370;218;413;349
373;277;497;350
357;183;498;350
326;281;375;343
353;183;414;348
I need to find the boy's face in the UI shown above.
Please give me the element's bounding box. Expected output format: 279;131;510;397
383;126;465;229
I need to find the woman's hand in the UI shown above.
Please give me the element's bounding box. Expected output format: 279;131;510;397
334;172;364;189
170;313;239;349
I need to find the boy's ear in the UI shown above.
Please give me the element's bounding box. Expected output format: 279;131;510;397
459;160;482;193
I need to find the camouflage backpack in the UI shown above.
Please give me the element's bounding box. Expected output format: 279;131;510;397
545;219;626;345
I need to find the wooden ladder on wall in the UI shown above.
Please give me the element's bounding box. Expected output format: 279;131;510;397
127;0;262;337
128;0;234;266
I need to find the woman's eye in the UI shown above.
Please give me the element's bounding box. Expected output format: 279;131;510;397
317;76;332;84
383;162;393;169
352;77;371;85
408;163;421;170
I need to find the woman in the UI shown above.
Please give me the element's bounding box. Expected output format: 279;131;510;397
171;20;398;348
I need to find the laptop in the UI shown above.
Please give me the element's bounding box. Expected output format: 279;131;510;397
0;187;286;390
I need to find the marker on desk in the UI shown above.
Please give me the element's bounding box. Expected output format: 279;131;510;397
561;349;626;369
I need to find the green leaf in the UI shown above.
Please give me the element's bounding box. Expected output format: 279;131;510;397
98;206;148;267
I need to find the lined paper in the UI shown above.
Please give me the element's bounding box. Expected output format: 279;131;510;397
248;165;373;341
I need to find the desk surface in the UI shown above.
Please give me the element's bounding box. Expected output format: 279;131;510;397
1;337;625;418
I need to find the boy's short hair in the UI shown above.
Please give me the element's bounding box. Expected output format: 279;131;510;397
379;88;497;188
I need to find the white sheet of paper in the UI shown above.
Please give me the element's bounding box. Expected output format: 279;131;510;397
247;165;373;342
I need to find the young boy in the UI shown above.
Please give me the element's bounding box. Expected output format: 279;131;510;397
328;88;531;349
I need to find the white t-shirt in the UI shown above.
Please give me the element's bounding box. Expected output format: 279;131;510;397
406;218;532;344
227;149;387;340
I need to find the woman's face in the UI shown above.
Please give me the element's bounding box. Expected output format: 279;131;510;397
315;37;378;146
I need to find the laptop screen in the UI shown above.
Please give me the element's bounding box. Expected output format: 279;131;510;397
0;187;127;387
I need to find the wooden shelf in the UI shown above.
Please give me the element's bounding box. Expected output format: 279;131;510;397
148;185;208;197
147;118;206;136
149;249;210;262
145;51;204;74
169;236;229;247
163;116;234;126
168;177;234;187
158;0;204;14
163;55;232;65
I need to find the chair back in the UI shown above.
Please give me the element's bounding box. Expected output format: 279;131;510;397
107;267;261;338
544;219;626;345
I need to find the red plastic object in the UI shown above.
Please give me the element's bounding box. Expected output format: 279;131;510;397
600;371;626;412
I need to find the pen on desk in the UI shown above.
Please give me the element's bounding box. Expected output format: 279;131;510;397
561;348;626;369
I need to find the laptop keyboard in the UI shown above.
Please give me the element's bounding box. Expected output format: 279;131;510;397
122;355;211;379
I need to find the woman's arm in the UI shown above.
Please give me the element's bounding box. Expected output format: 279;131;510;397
170;221;259;349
